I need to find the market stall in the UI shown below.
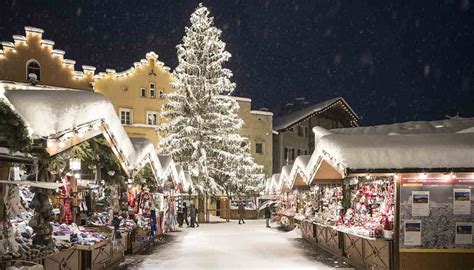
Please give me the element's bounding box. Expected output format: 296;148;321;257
271;121;474;270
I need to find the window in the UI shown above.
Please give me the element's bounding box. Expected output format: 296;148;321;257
147;111;158;126
297;149;301;156
26;59;41;81
149;83;156;98
119;108;132;125
304;127;309;138
140;87;146;97
297;126;304;137
255;142;264;154
284;147;288;160
291;148;295;160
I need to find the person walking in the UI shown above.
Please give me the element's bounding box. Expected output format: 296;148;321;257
182;202;189;227
264;204;272;228
189;203;196;228
238;201;245;224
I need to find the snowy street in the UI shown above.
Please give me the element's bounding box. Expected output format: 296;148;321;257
121;220;352;270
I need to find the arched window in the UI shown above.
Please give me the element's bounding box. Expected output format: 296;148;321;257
26;59;41;81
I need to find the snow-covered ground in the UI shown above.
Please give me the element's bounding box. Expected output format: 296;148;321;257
122;219;353;270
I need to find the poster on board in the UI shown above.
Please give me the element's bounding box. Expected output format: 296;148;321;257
455;222;473;245
404;220;422;246
453;189;471;215
412;191;430;216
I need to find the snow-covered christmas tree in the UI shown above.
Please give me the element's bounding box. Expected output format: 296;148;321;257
160;3;263;195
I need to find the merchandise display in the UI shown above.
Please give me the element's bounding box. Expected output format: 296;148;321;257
290;178;394;239
338;178;394;238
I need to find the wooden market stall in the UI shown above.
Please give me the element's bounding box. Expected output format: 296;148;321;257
274;120;474;270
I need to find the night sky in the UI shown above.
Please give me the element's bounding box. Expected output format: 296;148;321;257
1;0;473;125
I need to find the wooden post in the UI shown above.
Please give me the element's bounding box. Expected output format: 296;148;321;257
0;162;10;220
393;174;400;270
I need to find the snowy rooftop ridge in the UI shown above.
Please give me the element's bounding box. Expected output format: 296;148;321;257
267;118;474;193
1;26;96;77
273;97;358;131
93;51;171;80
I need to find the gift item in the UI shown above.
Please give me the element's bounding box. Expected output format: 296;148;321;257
28;188;55;249
338;178;394;238
313;186;343;225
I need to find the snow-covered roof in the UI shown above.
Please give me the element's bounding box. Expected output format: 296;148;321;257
332;117;474;135
310;132;474;174
158;155;180;183
273;97;358;131
0;82;167;180
270;117;474;190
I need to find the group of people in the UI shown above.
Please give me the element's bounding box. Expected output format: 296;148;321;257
177;202;199;228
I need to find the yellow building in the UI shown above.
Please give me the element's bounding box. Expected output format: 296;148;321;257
231;97;273;177
0;26;274;178
0;26;95;90
93;52;173;148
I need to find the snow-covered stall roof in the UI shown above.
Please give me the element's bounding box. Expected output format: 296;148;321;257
130;137;163;178
1;82;161;178
158;155;180;184
270;118;474;189
273;97;358;131
287;155;311;188
307;127;474;180
332;117;474;135
270;173;281;192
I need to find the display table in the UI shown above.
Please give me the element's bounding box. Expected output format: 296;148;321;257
126;228;150;255
75;232;127;270
300;221;393;269
300;220;317;243
43;247;80;270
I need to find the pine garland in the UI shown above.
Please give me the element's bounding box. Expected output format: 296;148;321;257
0;100;32;153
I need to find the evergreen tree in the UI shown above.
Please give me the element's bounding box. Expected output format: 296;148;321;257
160;3;263;194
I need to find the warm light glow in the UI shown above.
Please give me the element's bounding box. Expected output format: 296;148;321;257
69;158;81;171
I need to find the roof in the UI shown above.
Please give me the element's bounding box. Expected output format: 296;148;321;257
332;117;474;135
273;97;358;131
0;81;168;180
311;132;474;173
265;117;474;193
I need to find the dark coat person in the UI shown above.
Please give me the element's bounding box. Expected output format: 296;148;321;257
238;201;245;224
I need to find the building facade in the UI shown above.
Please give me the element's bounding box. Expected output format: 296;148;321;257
272;97;359;173
93;52;173;148
231;97;273;177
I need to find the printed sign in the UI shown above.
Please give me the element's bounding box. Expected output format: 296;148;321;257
453;189;471;215
455;222;473;245
412;191;430;216
404;220;422;246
